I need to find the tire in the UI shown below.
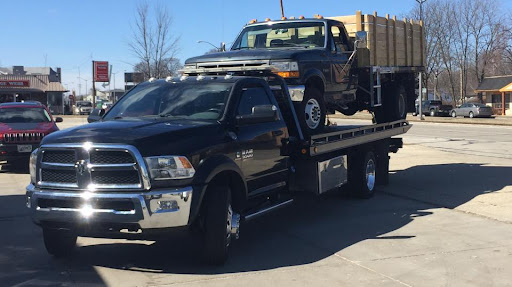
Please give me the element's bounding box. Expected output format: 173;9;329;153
469;111;474;118
203;185;232;265
348;150;377;199
430;109;436;117
43;228;77;257
374;85;407;124
298;87;326;135
451;111;457;118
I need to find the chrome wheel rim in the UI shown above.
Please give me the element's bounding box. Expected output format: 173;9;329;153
452;111;456;117
226;204;232;247
366;158;376;191
305;98;321;129
469;112;474;118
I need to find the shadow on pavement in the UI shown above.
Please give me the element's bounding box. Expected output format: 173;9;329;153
1;163;510;283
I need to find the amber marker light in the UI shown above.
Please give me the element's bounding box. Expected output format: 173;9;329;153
277;71;300;78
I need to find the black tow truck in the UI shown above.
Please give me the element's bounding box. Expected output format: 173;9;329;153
26;70;410;264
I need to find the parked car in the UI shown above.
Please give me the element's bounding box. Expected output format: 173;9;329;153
101;102;113;110
415;100;453;117
450;103;493;118
0;102;62;168
73;101;93;115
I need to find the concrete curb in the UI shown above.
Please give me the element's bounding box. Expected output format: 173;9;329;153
329;112;512;126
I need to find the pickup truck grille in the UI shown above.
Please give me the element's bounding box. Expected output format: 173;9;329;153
3;132;44;143
37;144;149;191
195;60;269;69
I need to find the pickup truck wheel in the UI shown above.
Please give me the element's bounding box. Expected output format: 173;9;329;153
203;185;232;265
299;87;326;135
430;109;436;117
374;85;407;123
43;228;77;257
349;151;377;199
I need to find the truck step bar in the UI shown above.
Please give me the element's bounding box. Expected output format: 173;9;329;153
244;199;294;222
307;119;411;156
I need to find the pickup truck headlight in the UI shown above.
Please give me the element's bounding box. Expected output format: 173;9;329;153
144;156;196;180
29;148;38;184
270;61;299;78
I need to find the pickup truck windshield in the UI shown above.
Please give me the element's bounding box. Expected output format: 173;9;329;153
0;107;51;123
232;22;326;50
103;81;232;121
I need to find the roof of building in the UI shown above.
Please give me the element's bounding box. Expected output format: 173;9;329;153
0;75;67;92
475;75;512;92
0;66;56;76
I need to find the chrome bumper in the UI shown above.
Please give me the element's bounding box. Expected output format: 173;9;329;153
26;184;193;229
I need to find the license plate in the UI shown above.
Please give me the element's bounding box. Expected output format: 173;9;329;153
17;145;32;153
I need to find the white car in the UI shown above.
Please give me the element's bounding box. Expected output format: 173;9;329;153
73;101;93;115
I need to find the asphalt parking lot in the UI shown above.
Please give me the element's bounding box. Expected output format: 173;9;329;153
1;118;511;286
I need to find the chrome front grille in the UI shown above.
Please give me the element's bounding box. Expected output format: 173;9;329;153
195;60;269;69
37;144;150;191
3;132;45;143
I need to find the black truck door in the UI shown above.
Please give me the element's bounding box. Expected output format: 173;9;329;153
234;83;288;196
328;25;351;93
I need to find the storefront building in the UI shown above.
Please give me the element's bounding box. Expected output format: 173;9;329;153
475;75;512;116
0;66;68;114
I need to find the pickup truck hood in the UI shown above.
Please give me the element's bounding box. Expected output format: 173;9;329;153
40;119;225;157
0;122;57;133
185;48;321;64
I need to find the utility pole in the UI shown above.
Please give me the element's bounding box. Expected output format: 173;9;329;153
92;61;96;108
280;0;285;18
416;0;427;120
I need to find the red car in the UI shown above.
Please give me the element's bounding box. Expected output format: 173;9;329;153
0;102;62;168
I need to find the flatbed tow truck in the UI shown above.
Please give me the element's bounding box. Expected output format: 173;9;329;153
26;66;411;265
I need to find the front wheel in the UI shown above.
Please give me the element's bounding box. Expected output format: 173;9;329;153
430;109;436;117
43;228;77;257
203;186;233;265
298;87;326;135
451;111;457;118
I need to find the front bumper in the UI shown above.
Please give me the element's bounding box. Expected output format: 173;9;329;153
26;184;193;230
0;143;37;161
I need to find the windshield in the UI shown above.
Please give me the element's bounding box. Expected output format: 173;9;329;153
0;107;52;123
232;21;326;50
77;102;92;107
103;81;232;121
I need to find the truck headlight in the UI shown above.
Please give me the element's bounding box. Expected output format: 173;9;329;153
29;148;38;184
144;156;195;180
270;61;299;78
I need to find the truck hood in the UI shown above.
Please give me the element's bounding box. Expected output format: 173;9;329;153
185;48;321;64
0;122;57;134
40;119;226;157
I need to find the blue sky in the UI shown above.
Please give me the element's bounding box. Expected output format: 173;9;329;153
2;0;510;94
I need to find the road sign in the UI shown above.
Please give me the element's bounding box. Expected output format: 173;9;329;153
94;61;109;82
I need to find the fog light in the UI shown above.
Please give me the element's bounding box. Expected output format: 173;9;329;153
158;200;179;211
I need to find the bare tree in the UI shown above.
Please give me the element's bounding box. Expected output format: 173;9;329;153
128;2;180;79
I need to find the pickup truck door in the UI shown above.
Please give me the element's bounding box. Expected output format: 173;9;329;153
234;83;288;196
327;25;351;94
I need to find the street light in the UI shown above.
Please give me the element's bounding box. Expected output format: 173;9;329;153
416;0;427;120
197;40;226;52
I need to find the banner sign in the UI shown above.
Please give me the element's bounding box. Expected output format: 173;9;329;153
0;80;30;87
94;61;109;82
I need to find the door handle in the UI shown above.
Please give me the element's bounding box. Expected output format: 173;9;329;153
272;130;284;137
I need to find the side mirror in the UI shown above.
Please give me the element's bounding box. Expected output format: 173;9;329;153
355;31;368;49
87;108;105;123
236;105;279;125
55;117;63;123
